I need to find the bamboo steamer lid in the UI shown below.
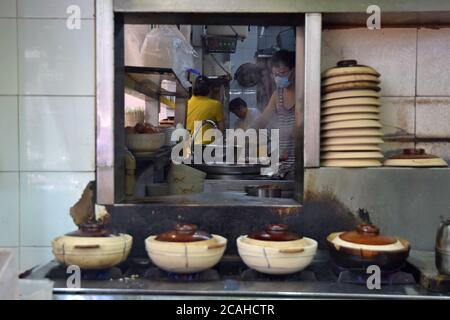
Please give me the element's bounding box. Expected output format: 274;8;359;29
321;105;380;115
322;89;380;102
321;113;380;123
322;119;382;130
322;97;381;108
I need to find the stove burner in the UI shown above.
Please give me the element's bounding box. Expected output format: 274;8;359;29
46;265;122;280
330;262;416;286
143;267;220;282
240;268;317;281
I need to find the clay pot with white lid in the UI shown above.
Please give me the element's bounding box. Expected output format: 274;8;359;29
237;224;318;275
145;224;227;273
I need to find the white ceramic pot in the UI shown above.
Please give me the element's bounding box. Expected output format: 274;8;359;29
236;236;318;275
126;132;165;152
52;234;133;270
145;235;227;273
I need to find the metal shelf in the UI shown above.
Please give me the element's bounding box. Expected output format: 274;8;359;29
125;66;189;99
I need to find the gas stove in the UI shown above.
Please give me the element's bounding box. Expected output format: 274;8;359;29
24;251;450;300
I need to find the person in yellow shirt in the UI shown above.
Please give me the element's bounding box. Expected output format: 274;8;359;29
186;76;225;144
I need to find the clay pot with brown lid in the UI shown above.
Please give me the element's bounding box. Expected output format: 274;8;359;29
237;224;318;275
322;60;380;79
145;224;227;274
326;224;410;271
384;148;448;167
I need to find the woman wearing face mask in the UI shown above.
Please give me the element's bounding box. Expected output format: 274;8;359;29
254;50;296;178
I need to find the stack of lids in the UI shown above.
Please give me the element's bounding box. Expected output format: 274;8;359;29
320;60;384;167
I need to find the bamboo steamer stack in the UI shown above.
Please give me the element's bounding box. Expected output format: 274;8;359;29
320;60;384;167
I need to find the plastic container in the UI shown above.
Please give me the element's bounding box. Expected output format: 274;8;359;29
18;279;53;300
0;249;18;300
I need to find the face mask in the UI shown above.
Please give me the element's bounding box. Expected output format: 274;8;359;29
274;71;292;88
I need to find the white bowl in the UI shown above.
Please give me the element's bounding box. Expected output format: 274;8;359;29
52;234;133;270
237;236;318;275
126;132;165;152
145;235;227;273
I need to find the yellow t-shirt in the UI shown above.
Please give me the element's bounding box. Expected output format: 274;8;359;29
186;95;224;144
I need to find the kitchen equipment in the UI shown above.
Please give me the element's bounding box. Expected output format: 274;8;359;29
322;137;384;146
321;144;381;152
52;222;133;270
322;81;380;94
321;151;383;160
384;149;448;167
322;119;382;130
192;163;261;176
237;224;318;275
168;164;207;195
322;128;383;138
145;224;227;273
323;97;381;108
234;63;262;87
327;224;410;271
126;132;165;152
322;106;380;116
322;60;380;78
321;113;380;123
245;185;282;198
322;74;380;86
436;217;450;276
322;89;380;101
18;279;53;300
321;159;382;167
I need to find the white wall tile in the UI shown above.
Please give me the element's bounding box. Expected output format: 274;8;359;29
0;0;17;18
416;97;450;138
0;173;19;246
19;247;53;273
379;97;415;137
322;28;417;96
0;96;18;171
19;96;95;171
0;19;18;95
18;19;94;95
417;28;450;96
18;0;93;18
20;172;94;247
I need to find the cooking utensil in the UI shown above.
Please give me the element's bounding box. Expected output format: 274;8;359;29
322;89;380;102
322;97;381;108
322;119;382;130
52;223;133;270
321;113;380;123
321;151;383;160
322;60;380;79
326;224;410;271
245;185;282;198
436;217;450;276
321;144;381;152
383;148;448;167
322;74;380;86
145;224;227;273
321;159;382;167
322;81;380;94
237;224;318;275
234;63;262;87
322;106;380;116
322;137;384;146
321;128;383;138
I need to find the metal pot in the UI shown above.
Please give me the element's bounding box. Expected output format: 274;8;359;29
436;218;450;276
245;185;282;198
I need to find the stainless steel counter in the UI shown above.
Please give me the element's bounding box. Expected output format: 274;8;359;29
26;251;450;300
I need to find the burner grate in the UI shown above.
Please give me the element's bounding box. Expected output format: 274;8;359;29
143;267;221;282
45;265;123;280
240;268;317;281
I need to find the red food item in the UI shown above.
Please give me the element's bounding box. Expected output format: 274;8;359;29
134;122;146;134
125;126;135;134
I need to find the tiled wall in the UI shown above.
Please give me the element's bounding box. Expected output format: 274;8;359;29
322;27;450;160
0;0;95;273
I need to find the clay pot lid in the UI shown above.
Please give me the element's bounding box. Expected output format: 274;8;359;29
248;224;302;241
155;224;213;242
389;148;438;160
338;224;397;246
66;222;113;237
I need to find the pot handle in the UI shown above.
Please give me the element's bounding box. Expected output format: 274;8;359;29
74;244;101;249
207;243;226;250
278;248;304;254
